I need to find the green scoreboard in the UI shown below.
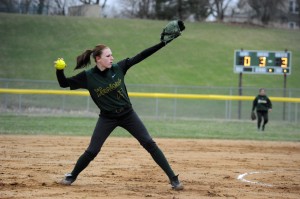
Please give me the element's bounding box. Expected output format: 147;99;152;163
234;50;292;75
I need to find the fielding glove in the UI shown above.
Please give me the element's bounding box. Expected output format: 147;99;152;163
54;58;67;70
251;111;256;120
160;20;185;44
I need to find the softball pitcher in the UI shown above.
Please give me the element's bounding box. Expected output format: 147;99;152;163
54;20;185;190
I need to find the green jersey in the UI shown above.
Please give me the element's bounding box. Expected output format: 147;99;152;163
252;95;272;111
85;64;131;112
56;42;165;113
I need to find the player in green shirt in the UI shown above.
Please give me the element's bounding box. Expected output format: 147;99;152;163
252;88;272;131
54;21;185;190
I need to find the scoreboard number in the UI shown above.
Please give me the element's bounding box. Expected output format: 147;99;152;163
259;57;266;67
244;56;251;66
234;50;292;75
281;57;288;68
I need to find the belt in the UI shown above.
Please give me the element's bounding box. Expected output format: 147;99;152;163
115;107;125;113
101;106;132;115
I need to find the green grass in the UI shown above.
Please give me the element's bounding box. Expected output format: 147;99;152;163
1;14;299;141
0;114;299;141
0;13;300;88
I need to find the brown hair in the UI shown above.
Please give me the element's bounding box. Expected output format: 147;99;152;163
259;88;265;92
75;44;108;70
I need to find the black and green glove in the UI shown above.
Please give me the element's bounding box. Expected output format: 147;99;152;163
160;20;185;44
251;111;256;120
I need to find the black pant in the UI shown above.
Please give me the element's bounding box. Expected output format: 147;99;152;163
256;110;268;129
70;108;175;180
87;108;154;155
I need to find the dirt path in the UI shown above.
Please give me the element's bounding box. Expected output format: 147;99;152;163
0;135;299;199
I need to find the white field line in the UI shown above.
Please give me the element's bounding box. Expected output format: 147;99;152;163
237;171;274;187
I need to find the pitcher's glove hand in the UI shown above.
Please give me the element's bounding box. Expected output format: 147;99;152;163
160;20;185;44
54;58;67;70
251;111;256;120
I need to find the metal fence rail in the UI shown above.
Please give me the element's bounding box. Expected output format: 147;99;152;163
1;78;300;122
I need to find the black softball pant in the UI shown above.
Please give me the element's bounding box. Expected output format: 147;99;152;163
256;110;269;128
70;108;175;180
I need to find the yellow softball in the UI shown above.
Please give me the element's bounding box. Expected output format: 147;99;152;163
54;58;66;70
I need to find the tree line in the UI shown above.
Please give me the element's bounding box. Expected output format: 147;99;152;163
0;0;299;26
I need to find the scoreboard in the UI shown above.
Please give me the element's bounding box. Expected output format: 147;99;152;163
234;50;292;75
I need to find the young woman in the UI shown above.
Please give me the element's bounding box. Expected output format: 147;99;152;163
54;21;185;190
252;88;272;131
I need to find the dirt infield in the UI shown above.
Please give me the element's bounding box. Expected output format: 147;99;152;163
0;135;299;199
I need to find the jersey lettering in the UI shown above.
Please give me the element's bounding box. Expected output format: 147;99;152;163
94;78;122;97
258;99;267;104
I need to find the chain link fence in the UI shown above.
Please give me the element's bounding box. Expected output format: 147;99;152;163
0;78;299;122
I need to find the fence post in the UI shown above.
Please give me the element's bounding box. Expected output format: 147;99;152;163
238;73;243;119
295;103;298;123
283;73;287;120
173;87;178;121
18;94;22;112
62;95;65;112
229;88;233;120
4;82;9;110
86;96;90;112
288;90;291;122
155;98;159;119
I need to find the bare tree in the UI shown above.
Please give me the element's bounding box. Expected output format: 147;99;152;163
79;0;108;8
209;0;232;21
101;0;107;9
297;0;300;18
119;0;210;21
154;0;179;20
120;0;154;18
120;0;139;18
247;0;285;25
136;0;154;18
177;0;183;19
184;0;210;21
79;0;93;4
20;0;33;14
0;0;19;13
53;0;66;15
175;0;210;21
36;0;44;14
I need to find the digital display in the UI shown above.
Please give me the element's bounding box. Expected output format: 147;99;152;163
234;50;292;75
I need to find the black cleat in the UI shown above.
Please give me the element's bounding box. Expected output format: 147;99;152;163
170;175;184;190
60;173;76;185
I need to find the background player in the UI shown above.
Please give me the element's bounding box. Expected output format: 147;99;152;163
252;88;272;131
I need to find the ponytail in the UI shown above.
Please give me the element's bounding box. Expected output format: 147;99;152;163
75;49;93;70
74;44;108;70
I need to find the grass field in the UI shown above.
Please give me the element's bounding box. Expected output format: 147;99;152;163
0;13;299;142
0;13;300;88
0;114;299;141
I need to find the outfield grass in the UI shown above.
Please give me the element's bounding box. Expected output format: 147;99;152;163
0;13;299;88
0;114;299;142
1;14;299;141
